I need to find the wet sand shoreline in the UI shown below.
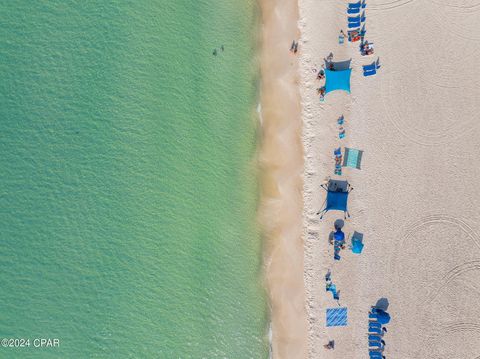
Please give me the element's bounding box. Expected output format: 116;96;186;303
258;0;307;358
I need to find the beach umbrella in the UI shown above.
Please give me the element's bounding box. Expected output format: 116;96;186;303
334;230;345;241
374;309;390;324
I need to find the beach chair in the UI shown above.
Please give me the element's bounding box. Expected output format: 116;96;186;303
363;58;381;76
369;312;381;319
369;320;381;327
348;26;366;42
368;335;383;342
370;352;383;359
369;341;383;349
348;21;362;29
363;63;377;77
368;326;382;334
348;15;366;23
347;7;360;14
348;0;366;9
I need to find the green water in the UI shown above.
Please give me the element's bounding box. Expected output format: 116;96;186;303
0;1;267;358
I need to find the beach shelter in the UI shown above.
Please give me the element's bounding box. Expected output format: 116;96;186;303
318;180;353;219
326;307;348;327
325;69;351;95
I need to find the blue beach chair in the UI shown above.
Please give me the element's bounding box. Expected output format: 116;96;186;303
363;58;381;76
370;352;383;359
348;21;361;29
363;63;377;77
348;15;366;23
368;326;382;334
369;341;383;349
347;7;361;14
348;0;366;9
368;335;382;342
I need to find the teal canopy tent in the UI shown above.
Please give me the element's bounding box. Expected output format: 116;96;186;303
325;69;351;94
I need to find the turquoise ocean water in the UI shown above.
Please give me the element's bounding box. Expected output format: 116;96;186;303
0;1;267;358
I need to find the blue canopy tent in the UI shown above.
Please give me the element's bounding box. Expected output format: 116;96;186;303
325;69;351;95
317;180;353;219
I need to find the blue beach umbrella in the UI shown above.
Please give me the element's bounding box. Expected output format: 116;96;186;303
374;309;391;324
334;230;345;241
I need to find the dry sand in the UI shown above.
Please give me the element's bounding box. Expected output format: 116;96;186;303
298;0;480;358
258;0;308;358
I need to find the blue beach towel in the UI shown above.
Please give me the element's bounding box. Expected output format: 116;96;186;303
351;231;364;254
326;307;348;327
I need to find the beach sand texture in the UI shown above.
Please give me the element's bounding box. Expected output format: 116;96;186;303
299;0;480;358
259;0;308;358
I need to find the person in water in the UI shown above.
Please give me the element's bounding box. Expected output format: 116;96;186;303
213;49;217;56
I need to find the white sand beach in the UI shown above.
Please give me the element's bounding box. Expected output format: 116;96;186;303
297;0;480;358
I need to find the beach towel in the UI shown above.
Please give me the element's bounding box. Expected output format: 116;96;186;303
326;307;348;327
343;147;364;169
351;232;364;254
